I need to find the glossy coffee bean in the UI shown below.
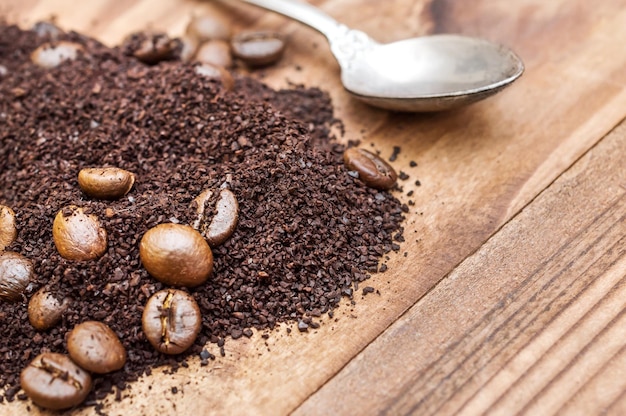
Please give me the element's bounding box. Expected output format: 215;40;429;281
0;251;34;301
192;188;239;247
67;321;127;374
32;21;64;39
185;14;232;42
77;167;135;200
343;147;398;190
231;31;286;67
20;352;92;410
133;33;180;65
52;205;108;261
179;35;199;62
194;62;234;91
142;289;201;355
30;41;83;69
195;39;233;68
139;223;213;287
28;288;70;330
0;204;17;251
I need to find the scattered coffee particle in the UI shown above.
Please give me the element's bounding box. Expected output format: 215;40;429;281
0;22;405;407
409;160;417;167
297;320;309;332
389;146;401;162
398;171;409;180
407;190;414;197
379;264;388;273
362;286;375;295
415;180;422;186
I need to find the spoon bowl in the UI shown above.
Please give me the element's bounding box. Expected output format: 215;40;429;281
228;0;524;112
341;35;524;111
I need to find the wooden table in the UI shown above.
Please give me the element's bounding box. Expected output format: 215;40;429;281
3;0;626;414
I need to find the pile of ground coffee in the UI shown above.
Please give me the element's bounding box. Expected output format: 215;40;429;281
0;23;405;406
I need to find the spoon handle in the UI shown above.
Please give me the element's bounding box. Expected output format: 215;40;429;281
234;0;346;40
230;0;377;69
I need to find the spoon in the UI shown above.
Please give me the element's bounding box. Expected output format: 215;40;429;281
228;0;524;112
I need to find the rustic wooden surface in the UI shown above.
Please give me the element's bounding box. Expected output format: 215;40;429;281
2;0;626;415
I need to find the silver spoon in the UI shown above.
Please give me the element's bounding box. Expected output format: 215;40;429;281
228;0;524;112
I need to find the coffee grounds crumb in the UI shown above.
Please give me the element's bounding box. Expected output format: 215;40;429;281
362;286;375;295
389;146;401;162
0;22;405;407
298;321;309;332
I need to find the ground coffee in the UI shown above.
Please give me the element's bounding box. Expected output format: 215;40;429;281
0;23;405;407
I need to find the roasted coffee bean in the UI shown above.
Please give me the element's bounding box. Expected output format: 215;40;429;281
31;21;64;39
53;206;107;261
142;289;201;355
67;321;127;374
139;223;213;287
192;188;239;247
77;167;135;200
20;352;92;410
30;41;83;68
0;205;17;251
179;35;199;62
194;62;234;91
231;31;286;67
185;14;231;42
124;32;181;65
343;147;398;190
0;251;33;301
194;39;233;68
28;288;70;331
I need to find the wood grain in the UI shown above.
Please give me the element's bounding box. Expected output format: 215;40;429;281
296;124;626;415
2;0;626;414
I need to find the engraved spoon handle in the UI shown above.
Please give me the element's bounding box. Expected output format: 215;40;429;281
236;0;345;39
232;0;378;68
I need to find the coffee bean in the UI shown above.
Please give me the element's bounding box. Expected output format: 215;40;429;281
28;288;70;330
231;31;286;67
31;21;64;39
194;62;234;91
185;14;232;42
343;147;398;190
126;32;181;65
0;251;33;301
192;188;239;247
30;41;83;69
52;205;108;261
77;167;135;200
67;321;127;374
139;223;213;287
179;35;199;62
0;205;17;251
195;40;233;68
142;289;201;355
20;352;92;410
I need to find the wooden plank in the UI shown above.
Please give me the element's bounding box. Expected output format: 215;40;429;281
2;0;626;414
296;123;626;414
